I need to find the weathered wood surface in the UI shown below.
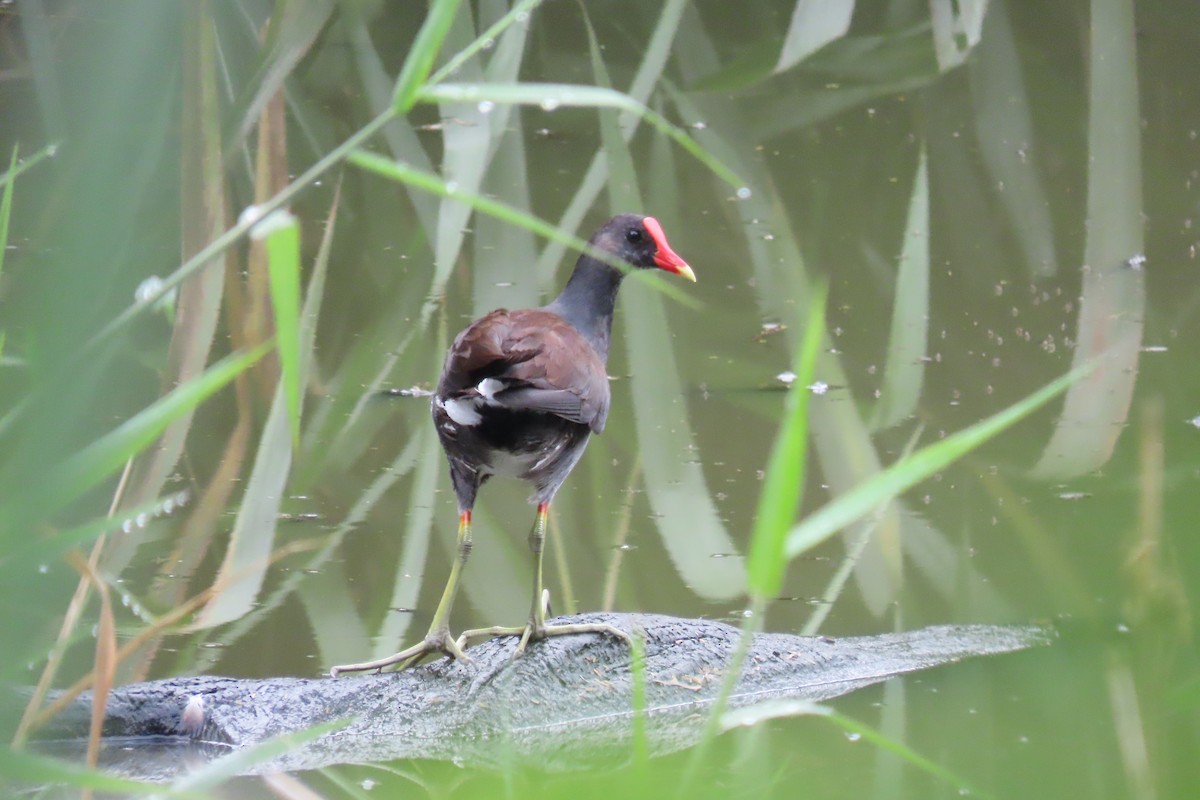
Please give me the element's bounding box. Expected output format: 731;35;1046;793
32;612;1051;779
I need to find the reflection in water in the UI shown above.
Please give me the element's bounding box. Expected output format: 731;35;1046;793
1029;0;1144;479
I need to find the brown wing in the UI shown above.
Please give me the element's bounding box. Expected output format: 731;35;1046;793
437;309;530;393
437;309;611;433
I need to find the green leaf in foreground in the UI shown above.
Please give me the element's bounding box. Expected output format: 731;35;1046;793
785;361;1095;558
3;492;189;569
417;82;745;190
428;0;543;86
391;0;464;111
263;213;303;447
0;140;56;192
745;283;827;598
45;342;272;510
0;145;18;284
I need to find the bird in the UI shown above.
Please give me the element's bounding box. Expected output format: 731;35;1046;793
330;214;695;675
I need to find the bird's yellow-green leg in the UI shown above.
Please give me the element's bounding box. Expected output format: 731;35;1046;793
330;511;473;676
457;503;631;657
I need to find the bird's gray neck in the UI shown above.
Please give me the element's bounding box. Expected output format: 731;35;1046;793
545;260;624;363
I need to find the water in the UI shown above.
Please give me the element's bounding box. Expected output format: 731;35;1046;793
1;0;1197;797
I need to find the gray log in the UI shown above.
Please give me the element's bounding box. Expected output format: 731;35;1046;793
32;612;1051;779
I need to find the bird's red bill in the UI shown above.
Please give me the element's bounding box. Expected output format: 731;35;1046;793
644;216;696;282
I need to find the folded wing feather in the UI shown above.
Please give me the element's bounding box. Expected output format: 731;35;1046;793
436;309;611;434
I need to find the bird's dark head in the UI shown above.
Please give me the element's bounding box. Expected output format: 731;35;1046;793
593;213;696;282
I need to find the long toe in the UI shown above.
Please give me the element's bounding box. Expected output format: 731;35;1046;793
453;620;632;662
545;621;632;644
455;623;526;652
329;629;469;676
512;620;631;659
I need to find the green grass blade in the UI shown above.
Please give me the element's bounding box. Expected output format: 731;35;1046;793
263;212;303;447
418;82;744;189
428;0;542;85
0;140;56;191
349;147;582;244
4;491;188;569
0;145;17;283
870;147;929;431
630;630;649;767
746;284;827;598
42;343;271;512
347;149;699;308
392;0;465;112
786;362;1095;558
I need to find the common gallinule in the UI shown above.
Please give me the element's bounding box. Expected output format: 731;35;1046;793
331;214;694;674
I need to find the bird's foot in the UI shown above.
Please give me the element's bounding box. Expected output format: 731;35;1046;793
329;628;470;677
456;620;631;660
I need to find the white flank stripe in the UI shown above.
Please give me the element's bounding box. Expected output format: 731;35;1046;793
440;396;482;426
477;377;505;399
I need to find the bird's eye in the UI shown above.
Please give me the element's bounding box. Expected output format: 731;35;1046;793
626;228;644;244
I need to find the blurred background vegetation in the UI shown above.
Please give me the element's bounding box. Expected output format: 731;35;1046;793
1;0;1198;797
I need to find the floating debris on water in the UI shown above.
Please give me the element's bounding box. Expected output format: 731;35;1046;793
754;321;787;342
